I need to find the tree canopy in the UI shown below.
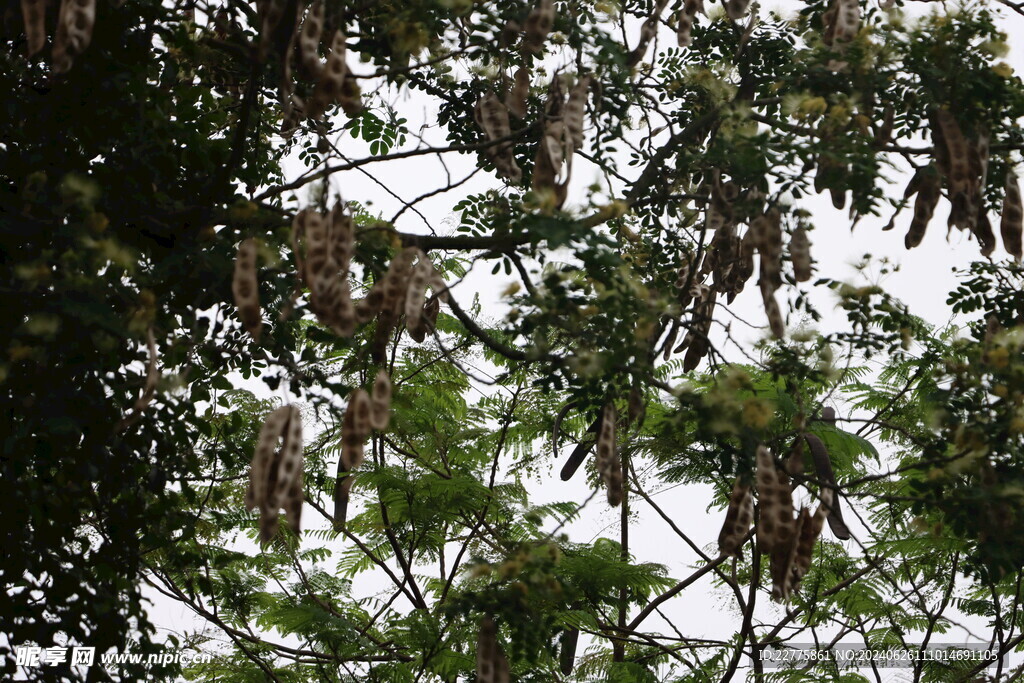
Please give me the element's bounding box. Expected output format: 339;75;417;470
4;0;1024;681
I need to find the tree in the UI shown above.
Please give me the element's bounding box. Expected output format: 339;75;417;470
3;0;1024;680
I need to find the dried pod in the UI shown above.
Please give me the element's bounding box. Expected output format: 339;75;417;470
232;238;262;342
475;92;522;183
422;295;441;333
297;0;325;79
559;627;579;675
823;0;859;46
52;0;97;73
759;278;784;339
342;389;371;471
310;31;361;119
476;616;511;683
1001;171;1023;261
257;0;287;57
596;403;622;506
369;370;391;431
790;227;812;282
803;433;850;539
789;488;832;590
770;507;806;601
932;109;972;230
522;0;554;54
755;445;795;555
626;0;666;68
676;0;704;47
506;67;530;119
718;479;753;558
563;75;591;154
405;256;433;341
20;0;46;56
905;167;941;249
333;471;354;532
752;208;783;290
246;405;304;543
725;0;750;21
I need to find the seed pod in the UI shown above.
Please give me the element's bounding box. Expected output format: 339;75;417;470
559;627;579;675
906;167;941;249
1001;172;1023;261
405;256;432;341
342;389;371;470
522;0;554;54
626;0;665;68
20;0;46;56
563;75;591;154
423;296;441;336
755;445;795;555
759;278;784;339
476;616;510;683
790;488;832;588
333;471;354;532
790;227;812;282
257;0;286;57
369;370;391;431
771;506;806;601
246;407;291;512
233;238;262;342
297;0;325;79
269;404;303;512
475;92;522;183
506;67;530;119
676;0;704;47
752;208;782;290
933;109;972;230
823;0;859;46
52;0;96;73
803;433;850;539
718;479;753;558
726;0;749;21
310;30;360;120
596;403;622;506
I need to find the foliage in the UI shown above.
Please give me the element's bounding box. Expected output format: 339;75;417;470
4;0;1024;681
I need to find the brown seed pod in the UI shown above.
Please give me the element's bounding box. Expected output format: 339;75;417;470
596;403;622;506
752;208;783;290
718;479;753;558
1001;171;1023;261
522;0;554;54
475;92;522;183
823;0;859;46
310;30;362;119
626;0;667;67
246;405;304;543
906;167;941;249
790;227;812;282
726;0;750;21
405;256;433;341
676;0;704;47
932;109;972;230
476;616;510;683
755;445;795;555
342;389;371;471
759;278;784;339
232;238;263;342
770;506;806;601
783;488;833;598
52;0;96;73
803;433;851;539
369;370;391;431
297;0;325;79
333;471;354;532
20;0;46;56
257;0;286;57
559;627;579;675
506;67;530;119
563;75;591;154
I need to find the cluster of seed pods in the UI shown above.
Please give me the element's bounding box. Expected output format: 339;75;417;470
753;445;833;600
530;75;593;208
895;109;1022;259
246;405;304;543
333;370;390;531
